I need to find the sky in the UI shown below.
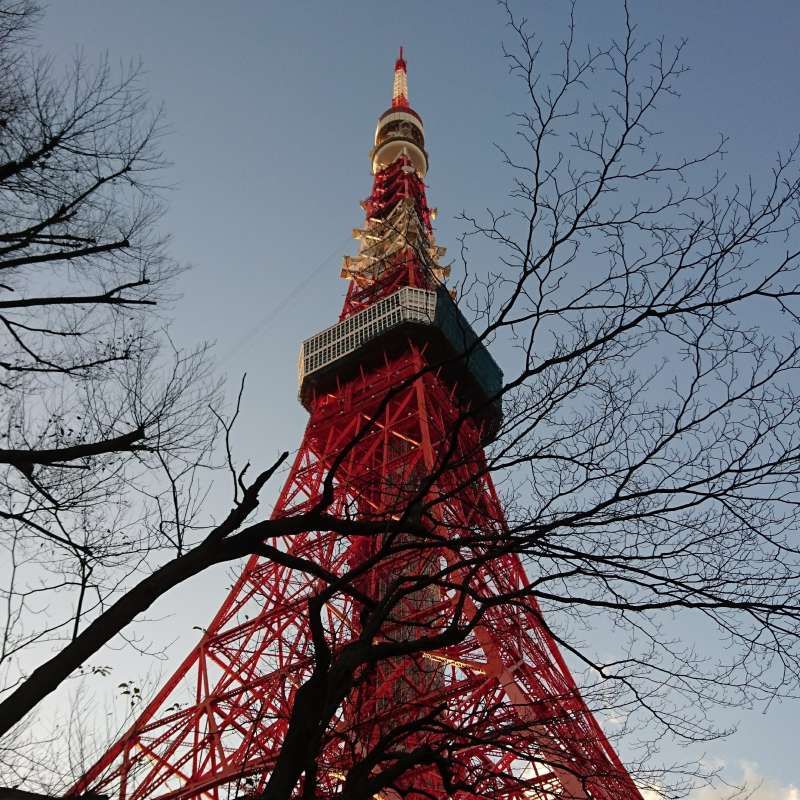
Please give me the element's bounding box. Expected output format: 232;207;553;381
28;0;800;795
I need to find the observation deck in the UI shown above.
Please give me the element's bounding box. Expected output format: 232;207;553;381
298;286;503;440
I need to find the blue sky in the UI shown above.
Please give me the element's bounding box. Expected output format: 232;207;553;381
33;1;800;793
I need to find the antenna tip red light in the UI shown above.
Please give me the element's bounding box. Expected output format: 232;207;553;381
395;46;407;72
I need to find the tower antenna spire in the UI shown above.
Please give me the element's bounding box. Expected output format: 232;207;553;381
392;45;409;109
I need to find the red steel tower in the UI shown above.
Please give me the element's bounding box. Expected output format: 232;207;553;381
73;53;643;800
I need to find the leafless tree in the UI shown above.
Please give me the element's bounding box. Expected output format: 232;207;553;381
0;0;227;775
226;3;800;796
3;2;800;799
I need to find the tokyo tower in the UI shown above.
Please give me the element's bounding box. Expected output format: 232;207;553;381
73;52;643;800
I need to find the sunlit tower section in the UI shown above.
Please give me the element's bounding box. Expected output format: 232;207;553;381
72;52;644;800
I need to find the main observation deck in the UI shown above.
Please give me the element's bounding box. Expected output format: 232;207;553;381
298;285;503;441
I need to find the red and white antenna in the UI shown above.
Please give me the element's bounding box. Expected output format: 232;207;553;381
392;46;409;109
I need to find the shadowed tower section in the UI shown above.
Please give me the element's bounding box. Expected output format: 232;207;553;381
72;51;643;800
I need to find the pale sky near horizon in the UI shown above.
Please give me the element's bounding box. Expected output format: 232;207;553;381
27;1;800;795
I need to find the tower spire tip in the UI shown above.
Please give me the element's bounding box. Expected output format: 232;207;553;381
392;46;409;109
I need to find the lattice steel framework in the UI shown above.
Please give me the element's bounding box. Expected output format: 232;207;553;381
72;52;643;800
